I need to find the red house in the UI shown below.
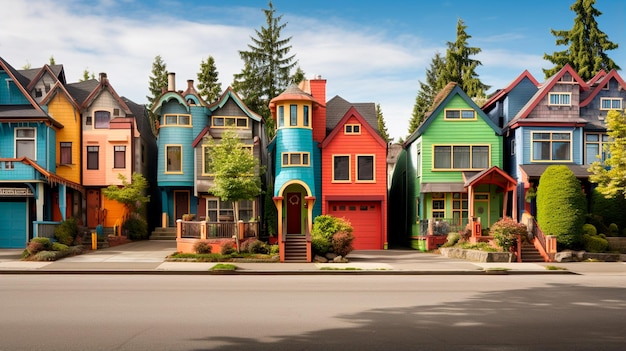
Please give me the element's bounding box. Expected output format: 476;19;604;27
320;96;388;250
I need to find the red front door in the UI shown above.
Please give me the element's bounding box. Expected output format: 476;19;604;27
286;192;301;234
86;190;100;228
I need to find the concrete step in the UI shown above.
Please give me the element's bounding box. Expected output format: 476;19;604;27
150;227;177;240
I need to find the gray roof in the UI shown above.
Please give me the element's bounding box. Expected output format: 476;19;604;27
0;105;48;118
326;95;377;133
66;79;99;105
519;164;591;178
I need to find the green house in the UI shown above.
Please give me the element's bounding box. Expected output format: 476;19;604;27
389;83;517;250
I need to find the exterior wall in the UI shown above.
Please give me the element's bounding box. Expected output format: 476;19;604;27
0;71;30;104
518;126;583;169
273;127;316;198
102;196;127;228
48;93;81;183
156;100;195;187
526;79;580;120
504;78;539;123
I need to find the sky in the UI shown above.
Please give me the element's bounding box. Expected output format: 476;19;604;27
1;0;625;140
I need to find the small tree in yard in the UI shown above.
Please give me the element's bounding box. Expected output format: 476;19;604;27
311;215;354;257
206;129;262;250
589;110;626;200
536;165;586;249
102;173;150;240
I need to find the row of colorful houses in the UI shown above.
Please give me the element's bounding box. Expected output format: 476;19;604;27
1;54;624;263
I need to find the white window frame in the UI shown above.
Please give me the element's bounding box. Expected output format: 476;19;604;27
548;93;571;106
600;98;622;110
15;128;36;160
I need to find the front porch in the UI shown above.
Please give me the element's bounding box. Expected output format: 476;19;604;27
175;219;260;254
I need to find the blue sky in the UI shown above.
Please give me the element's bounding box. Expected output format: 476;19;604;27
1;0;624;140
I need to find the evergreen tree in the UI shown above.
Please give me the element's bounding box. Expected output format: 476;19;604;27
146;55;168;130
80;69;95;82
438;18;489;98
232;1;298;139
543;0;620;80
292;66;306;85
589;110;626;199
408;52;444;135
197;55;222;103
22;61;31;70
49;55;55;65
376;103;390;143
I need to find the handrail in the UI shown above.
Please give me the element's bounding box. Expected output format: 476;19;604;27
531;218;556;262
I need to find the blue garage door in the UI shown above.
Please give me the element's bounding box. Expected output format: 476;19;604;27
0;200;27;248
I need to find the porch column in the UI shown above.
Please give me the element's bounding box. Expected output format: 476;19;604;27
36;183;44;222
59;183;67;220
273;196;284;262
512;186;518;221
502;189;508;220
467;185;475;237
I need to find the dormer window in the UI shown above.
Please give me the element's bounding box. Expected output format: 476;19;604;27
445;109;475;120
600;98;622;110
212;116;247;128
344;124;361;135
548;93;571;106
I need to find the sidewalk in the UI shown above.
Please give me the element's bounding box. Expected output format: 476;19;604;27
1;240;625;275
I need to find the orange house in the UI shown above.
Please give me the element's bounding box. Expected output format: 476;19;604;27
319;97;388;249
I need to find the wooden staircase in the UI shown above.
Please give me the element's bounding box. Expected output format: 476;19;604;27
284;235;308;262
520;242;545;262
150;227;177;240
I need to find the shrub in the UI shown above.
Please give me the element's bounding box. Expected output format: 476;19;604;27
241;238;268;254
193;240;213;254
442;232;461;247
32;251;59;261
220;241;236;255
582;234;609;253
582;223;597;237
536;165;586;249
31;237;52;250
608;223;619;237
590;189;626;232
585;214;610;235
54;218;78;246
490;217;528;251
268;244;279;255
51;242;69;251
311;215;353;255
332;231;354;257
124;216;148;240
26;241;45;255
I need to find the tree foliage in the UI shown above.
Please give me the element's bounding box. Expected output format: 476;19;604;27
536;165;586;248
376;103;391;143
409;52;444;135
80;69;95;82
102;173;150;214
438;18;490;98
197;55;222;103
543;0;620;80
232;1;298;139
147;55;168;130
589;110;626;199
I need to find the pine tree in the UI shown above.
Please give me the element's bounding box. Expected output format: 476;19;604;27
49;55;55;65
408;52;444;135
589;110;626;199
80;69;95;82
376;103;391;143
543;0;620;80
438;18;489;98
292;66;306;85
197;55;222;103
232;1;298;139
146;55;168;130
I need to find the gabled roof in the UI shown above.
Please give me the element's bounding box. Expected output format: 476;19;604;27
0;56;31;89
481;70;540;112
404;82;501;146
463;166;517;191
269;83;324;110
326;95;377;132
66;79;99;106
580;69;626;107
507;64;589;128
80;73;132;114
587;70;607;86
320;105;386;149
25;64;66;90
208;86;263;122
39;80;81;111
122;96;154;139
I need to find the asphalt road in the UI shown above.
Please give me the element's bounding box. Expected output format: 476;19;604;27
1;274;625;351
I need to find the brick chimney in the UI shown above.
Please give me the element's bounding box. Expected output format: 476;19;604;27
310;75;327;143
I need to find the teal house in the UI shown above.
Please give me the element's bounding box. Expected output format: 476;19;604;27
389;82;517;250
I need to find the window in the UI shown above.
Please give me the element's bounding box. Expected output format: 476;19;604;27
445;109;475;120
86;116;92;125
35;88;42;98
290;105;297;126
212;116;247;128
356;155;374;181
15;128;36;160
164;114;191;126
166;145;182;173
344;124;361;134
548;93;571;106
585;133;609;164
431;193;445;219
113;108;120;116
94;111;110;128
60;142;72;164
510;139;516;156
114;145;126;168
333;155;350;182
278;106;284;127
600;98;622;110
303;105;309;126
452;193;468;226
206;197;234;222
433;145;490;170
532;132;571;161
203;145;252;175
87;146;99;170
282;152;310;167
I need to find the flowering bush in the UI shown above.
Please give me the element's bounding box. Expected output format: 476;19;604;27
193;240;213;254
490;217;528;251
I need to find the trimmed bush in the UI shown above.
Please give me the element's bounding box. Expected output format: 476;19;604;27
590;189;626;232
582;234;609;253
51;242;69;251
31;237;52;250
220;241;236;255
193;240;213;254
332;231;354;257
124;216;148;240
582;223;597;237
442;232;461;248
311;215;353;255
585;214;610;235
54;218;78;246
536;165;586;249
490;217;528;251
608;223;619;237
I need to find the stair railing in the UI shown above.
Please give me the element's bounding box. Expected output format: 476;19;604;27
531;218;557;262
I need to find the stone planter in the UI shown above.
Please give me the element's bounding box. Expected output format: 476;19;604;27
439;247;513;263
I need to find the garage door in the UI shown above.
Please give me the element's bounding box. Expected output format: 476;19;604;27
0;200;28;248
328;201;382;250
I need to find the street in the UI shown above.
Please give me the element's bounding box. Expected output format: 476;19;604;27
1;274;625;350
